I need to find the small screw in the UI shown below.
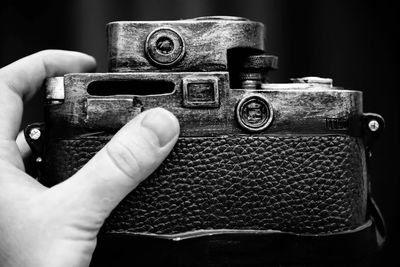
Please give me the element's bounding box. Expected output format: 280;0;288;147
29;128;41;140
368;120;380;132
156;37;174;54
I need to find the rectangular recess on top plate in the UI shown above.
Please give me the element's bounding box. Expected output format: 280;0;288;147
182;76;219;108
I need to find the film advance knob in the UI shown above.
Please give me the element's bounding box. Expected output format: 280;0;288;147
239;55;279;89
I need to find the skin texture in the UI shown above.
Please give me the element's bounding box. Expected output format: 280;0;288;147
0;50;180;267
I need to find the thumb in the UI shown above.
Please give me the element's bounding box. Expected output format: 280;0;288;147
51;107;179;221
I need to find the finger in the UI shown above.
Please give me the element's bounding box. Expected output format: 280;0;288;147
0;50;96;101
16;131;38;176
0;160;46;202
52;108;180;221
0;140;25;170
0;50;96;141
16;130;32;160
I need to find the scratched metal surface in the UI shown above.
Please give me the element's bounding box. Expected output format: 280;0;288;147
44;73;362;138
107;17;264;72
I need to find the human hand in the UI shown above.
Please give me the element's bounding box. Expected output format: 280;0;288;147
0;50;180;267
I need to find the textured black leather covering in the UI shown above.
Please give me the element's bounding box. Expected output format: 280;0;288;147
43;135;367;235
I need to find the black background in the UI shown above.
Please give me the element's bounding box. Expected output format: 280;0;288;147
0;0;398;266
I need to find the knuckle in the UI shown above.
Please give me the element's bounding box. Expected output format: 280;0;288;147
105;140;142;180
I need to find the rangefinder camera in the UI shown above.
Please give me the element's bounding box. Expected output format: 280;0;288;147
26;16;385;264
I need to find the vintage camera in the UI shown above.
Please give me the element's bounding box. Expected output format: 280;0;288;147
26;16;385;266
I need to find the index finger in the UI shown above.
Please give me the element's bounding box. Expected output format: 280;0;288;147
0;50;96;140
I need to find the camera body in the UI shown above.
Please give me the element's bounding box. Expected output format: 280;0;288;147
26;16;385;264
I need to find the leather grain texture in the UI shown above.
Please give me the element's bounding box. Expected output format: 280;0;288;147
43;135;367;235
